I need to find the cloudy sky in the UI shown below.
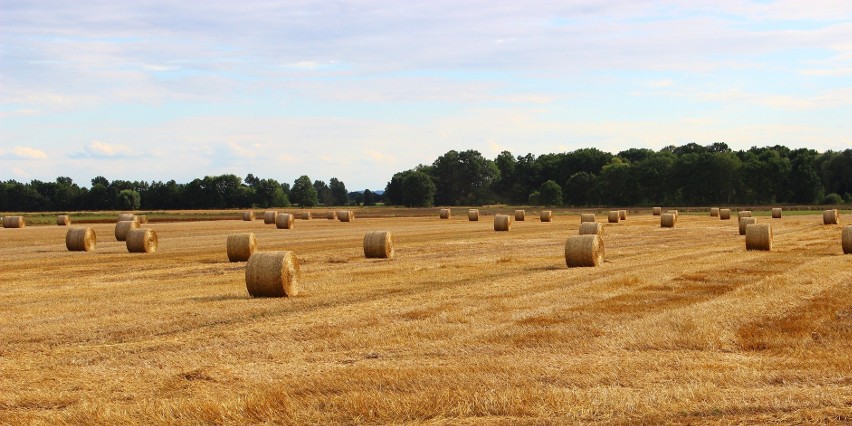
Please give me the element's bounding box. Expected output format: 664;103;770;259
2;1;851;190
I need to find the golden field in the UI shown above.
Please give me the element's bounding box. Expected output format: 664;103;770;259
0;210;850;424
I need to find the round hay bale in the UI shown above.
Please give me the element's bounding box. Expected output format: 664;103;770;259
364;231;394;259
739;217;758;235
338;210;354;222
494;214;512;231
514;210;525;221
327;211;337;220
745;223;772;251
114;220;139;241
579;222;603;235
126;228;158;253
565;234;604;267
540;210;552;222
299;212;311;220
118;213;136;222
136;215;148;224
771;208;782;219
56;215;70;226
263;211;278;224
439;208;451;219
843;226;852;254
580;213;596;223
276;213;294;229
3;216;25;228
661;213;676;228
243;211;255;221
719;208;731;220
468;209;480;221
608;211;620;223
710;208;720;217
738;210;752;219
619;210;627;220
652;207;662;216
66;227;96;252
227;233;257;262
245;251;300;297
823;209;839;225
607;210;621;223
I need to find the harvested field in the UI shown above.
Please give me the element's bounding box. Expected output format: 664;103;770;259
0;211;850;424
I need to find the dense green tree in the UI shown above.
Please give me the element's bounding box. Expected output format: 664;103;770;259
329;178;348;206
290;175;318;207
116;189;141;210
430;150;500;205
820;150;852;199
788;149;822;204
564;172;597;206
538;180;563;206
363;189;375;206
402;171;437;207
596;158;637;205
385;170;437;207
313;180;331;205
492;150;517;201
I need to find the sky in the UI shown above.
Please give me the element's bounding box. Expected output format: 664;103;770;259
2;1;852;190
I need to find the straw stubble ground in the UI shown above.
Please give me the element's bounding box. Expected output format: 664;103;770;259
0;212;850;424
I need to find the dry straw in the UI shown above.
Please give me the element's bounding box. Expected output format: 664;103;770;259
565;234;604;267
710;207;720;217
745;223;772;251
327;211;337;220
739;217;758;235
299;212;311;220
719;208;731;220
338;210;354;222
823;209;840;225
579;222;603;235
137;215;148;224
514;210;525;221
364;231;394;259
771;208;782;219
619;210;627;220
66;227;96;252
263;211;278;224
276;213;294;229
245;251;300;297
227;233;257;262
843;226;851;254
2;216;25;228
580;213;596;223
126;228;158;253
540;210;552;222
118;213;136;222
494;214;512;231
608;211;620;223
468;209;479;221
56;215;70;226
738;210;752;219
661;213;676;228
652;207;662;216
243;211;255;221
114;220;139;241
440;209;451;219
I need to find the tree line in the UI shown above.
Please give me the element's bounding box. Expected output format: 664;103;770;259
384;143;852;207
3;143;849;212
0;174;382;212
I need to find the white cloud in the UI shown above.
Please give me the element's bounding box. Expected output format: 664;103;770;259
226;141;257;159
365;150;395;165
69;140;137;158
0;146;48;160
